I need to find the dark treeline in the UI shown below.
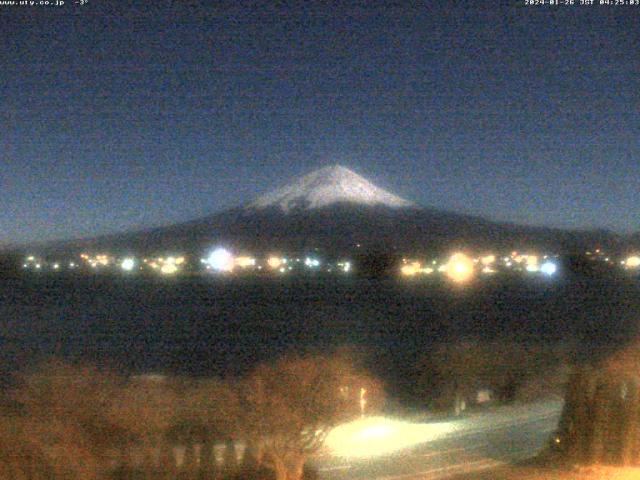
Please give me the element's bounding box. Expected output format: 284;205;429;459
0;351;383;480
0;339;574;480
557;343;640;466
412;341;572;413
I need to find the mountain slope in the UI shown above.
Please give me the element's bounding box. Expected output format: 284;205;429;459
20;165;626;257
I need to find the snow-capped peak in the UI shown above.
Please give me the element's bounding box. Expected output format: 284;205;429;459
248;165;414;212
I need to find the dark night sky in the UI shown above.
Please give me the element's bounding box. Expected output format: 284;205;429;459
1;1;638;246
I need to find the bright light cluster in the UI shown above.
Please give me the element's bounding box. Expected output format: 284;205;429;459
81;253;113;268
399;259;435;277
120;258;136;271
337;261;351;273
480;255;496;266
305;257;320;268
401;261;422;277
625;256;640;269
205;248;234;272
146;255;185;275
161;263;178;275
324;416;457;459
19;245;568;280
540;261;557;276
31;245;640;281
22;250;358;276
267;256;283;269
445;252;475;283
22;255;41;270
235;256;256;268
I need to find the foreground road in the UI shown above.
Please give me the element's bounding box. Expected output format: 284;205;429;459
312;399;563;480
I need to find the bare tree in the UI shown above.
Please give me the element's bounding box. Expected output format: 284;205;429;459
4;354;383;480
107;375;180;476
11;359;126;479
176;377;241;474
239;352;383;480
417;341;569;413
179;377;240;440
0;417;55;480
558;344;640;466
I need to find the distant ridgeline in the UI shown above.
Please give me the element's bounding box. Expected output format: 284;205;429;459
558;343;640;465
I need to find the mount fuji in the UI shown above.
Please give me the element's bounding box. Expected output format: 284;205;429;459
24;165;621;257
248;165;414;212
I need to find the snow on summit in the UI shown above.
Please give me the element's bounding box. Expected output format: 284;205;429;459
248;165;414;212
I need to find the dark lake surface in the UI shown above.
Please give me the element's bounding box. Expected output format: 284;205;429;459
1;272;639;392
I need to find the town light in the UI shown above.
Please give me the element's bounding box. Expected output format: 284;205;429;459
626;256;640;269
540;261;557;276
235;256;256;268
206;248;234;272
336;261;352;273
160;263;178;275
445;253;474;283
401;262;421;276
480;254;496;266
304;257;320;268
267;256;282;269
121;258;136;271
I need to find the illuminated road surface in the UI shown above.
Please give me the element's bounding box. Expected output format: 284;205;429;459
313;399;563;480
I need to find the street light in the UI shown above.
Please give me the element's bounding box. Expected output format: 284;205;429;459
360;387;367;418
445;252;474;283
